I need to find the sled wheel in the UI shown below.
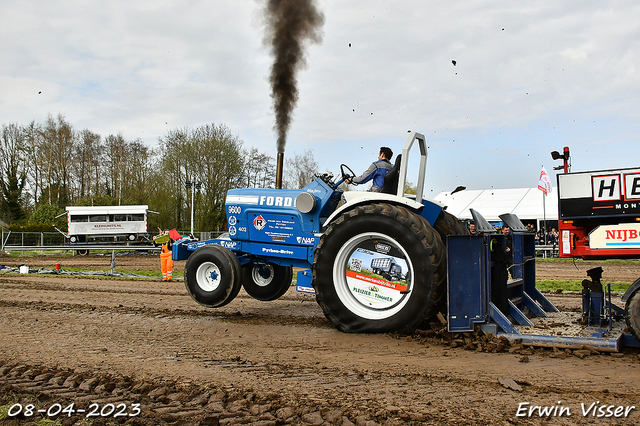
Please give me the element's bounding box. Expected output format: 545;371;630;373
625;288;640;342
128;234;136;241
242;263;293;301
70;235;78;243
184;245;242;308
77;249;89;256
313;203;446;333
433;210;469;242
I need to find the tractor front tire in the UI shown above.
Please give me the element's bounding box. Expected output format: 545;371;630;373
313;203;446;333
242;263;293;301
185;245;242;308
625;288;640;342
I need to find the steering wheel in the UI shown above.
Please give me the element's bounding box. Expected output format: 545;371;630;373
340;164;357;185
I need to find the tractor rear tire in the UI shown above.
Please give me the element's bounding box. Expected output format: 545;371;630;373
430;209;470;311
312;203;446;333
242;263;293;301
433;210;469;242
625;288;640;342
185;245;242;308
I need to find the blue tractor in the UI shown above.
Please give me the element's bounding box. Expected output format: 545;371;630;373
173;132;468;333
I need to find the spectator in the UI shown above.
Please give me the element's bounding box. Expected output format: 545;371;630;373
537;227;547;245
502;225;513;278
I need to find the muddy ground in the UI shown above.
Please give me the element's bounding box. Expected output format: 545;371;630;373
0;254;638;425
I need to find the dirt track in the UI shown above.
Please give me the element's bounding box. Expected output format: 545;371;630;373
0;254;639;425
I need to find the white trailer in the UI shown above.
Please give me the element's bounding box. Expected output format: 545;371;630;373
65;205;150;243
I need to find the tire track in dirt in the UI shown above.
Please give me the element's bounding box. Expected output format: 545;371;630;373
0;360;360;425
0;298;331;330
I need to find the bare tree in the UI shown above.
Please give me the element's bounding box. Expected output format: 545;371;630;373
73;129;103;202
0;115;264;232
40;114;75;207
124;139;155;205
104;134;128;204
284;149;318;189
243;147;275;189
22;121;43;207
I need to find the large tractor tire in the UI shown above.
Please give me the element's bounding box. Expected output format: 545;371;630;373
312;203;446;333
433;210;470;242
242;263;293;301
430;209;470;310
625;288;640;342
184;245;242;308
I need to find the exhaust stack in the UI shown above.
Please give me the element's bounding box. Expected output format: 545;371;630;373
276;152;284;189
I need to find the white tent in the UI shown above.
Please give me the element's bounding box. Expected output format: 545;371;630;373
433;187;558;225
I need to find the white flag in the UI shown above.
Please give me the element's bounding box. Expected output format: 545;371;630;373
538;166;552;195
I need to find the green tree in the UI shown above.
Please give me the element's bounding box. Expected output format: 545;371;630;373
156;124;245;232
404;181;417;195
0;123;28;223
192;124;245;231
28;203;66;229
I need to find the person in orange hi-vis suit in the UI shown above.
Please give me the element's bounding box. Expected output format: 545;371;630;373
155;229;174;281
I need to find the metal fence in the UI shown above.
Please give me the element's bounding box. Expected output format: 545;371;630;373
535;244;559;258
0;228;557;256
1;230;66;250
1;228;226;252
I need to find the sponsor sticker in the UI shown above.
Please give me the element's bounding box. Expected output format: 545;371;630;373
344;246;411;310
296;236;315;245
253;215;267;230
375;243;391;254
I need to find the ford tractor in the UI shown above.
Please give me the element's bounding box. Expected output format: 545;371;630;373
173;132;468;333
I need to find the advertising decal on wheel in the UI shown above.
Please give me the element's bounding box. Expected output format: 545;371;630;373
344;244;410;310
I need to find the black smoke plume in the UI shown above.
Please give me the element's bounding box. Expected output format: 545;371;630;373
264;0;324;153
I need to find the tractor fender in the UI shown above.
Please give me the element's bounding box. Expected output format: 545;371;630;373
322;191;443;228
621;277;640;302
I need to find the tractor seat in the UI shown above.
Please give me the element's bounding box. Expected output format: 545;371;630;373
380;154;402;195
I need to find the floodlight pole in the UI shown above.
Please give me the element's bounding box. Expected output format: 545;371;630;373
185;180;202;238
190;184;195;237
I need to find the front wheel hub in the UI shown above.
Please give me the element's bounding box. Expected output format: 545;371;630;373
195;262;221;292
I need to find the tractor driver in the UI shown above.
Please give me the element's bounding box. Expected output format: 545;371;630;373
345;147;393;192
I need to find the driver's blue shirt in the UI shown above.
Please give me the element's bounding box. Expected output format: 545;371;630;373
352;159;393;192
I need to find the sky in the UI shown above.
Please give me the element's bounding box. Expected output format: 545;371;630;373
1;0;639;196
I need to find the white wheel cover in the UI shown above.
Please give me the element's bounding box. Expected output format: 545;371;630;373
333;232;414;320
195;261;222;292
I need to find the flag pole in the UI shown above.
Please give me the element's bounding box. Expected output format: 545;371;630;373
543;189;547;245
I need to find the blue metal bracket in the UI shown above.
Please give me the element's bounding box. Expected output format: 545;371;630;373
489;302;520;334
508;300;534;326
